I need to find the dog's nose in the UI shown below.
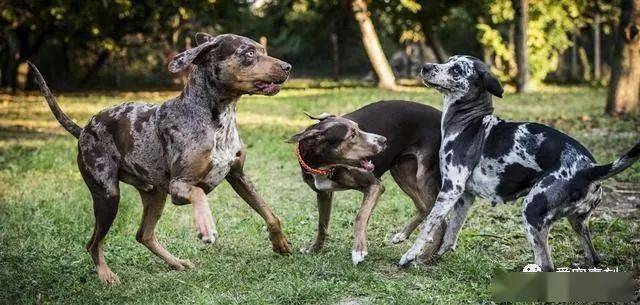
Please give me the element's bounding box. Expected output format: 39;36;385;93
281;63;292;72
421;64;435;75
377;136;387;148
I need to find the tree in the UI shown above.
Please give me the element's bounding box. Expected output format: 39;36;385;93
1;0;246;91
414;1;460;63
351;0;397;90
607;0;640;115
512;0;531;93
475;0;582;84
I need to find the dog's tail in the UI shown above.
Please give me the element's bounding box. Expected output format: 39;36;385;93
28;61;82;139
578;140;640;181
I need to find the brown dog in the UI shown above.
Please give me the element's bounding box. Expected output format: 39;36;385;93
30;33;292;284
289;101;446;265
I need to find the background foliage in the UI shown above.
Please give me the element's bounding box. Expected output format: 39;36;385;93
0;0;622;90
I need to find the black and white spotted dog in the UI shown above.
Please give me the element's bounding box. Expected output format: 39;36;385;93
399;55;640;271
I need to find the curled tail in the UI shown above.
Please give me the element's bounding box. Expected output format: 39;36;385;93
28;61;82;138
579;141;640;181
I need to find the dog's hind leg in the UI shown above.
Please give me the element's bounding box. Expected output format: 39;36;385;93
389;156;445;252
136;188;195;270
523;222;553;271
568;211;600;267
436;192;475;257
522;189;555;271
77;153;121;284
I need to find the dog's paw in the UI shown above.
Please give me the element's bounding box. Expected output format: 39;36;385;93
170;259;195;271
390;232;407;244
352;250;368;265
193;206;218;245
270;231;291;255
300;243;323;254
435;244;453;257
97;268;120;285
197;231;218;245
399;250;419;267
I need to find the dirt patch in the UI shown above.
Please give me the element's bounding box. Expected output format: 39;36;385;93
595;182;640;221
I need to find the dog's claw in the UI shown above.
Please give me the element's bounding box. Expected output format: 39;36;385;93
352;250;368;265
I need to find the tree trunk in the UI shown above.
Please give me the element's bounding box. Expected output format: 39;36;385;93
9;26;51;92
594;12;602;81
418;18;448;63
571;31;579;80
351;0;397;90
331;32;340;81
16;61;29;90
81;50;110;85
427;32;449;63
260;36;268;50
606;0;640;115
578;47;591;81
512;0;531;93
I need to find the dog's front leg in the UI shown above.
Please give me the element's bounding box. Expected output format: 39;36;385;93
436;192;475;257
303;191;333;254
399;188;464;266
226;153;290;255
169;180;218;244
352;183;385;265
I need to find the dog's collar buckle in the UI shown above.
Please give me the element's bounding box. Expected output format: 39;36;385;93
295;143;334;176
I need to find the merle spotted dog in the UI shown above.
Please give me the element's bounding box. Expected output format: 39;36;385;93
30;33;292;284
399;55;640;271
289;101;446;265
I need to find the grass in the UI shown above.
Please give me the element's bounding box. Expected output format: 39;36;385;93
0;86;639;304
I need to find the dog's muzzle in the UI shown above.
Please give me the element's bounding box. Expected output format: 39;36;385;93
421;64;436;78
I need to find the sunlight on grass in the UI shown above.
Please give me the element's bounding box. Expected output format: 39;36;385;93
0;86;638;304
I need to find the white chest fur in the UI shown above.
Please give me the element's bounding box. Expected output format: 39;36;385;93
313;175;347;191
203;106;242;189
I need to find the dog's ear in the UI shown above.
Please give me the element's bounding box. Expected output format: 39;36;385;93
195;32;215;45
168;40;218;73
304;112;335;121
475;61;504;98
286;129;323;144
483;72;504;98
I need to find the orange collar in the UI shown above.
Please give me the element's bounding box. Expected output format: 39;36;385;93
295;143;334;176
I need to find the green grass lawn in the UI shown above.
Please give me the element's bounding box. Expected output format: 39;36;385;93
0;86;638;304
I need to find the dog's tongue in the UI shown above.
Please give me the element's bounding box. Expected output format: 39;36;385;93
361;160;374;172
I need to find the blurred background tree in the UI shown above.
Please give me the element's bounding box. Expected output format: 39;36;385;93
1;0;637;113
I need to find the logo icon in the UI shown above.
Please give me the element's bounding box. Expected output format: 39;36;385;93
522;264;542;272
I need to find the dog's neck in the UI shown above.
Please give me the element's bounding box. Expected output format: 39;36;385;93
297;144;326;169
442;90;494;133
181;66;241;114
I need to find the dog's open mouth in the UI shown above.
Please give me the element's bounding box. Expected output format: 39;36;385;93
360;159;374;172
422;79;449;91
340;159;375;172
254;79;285;95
